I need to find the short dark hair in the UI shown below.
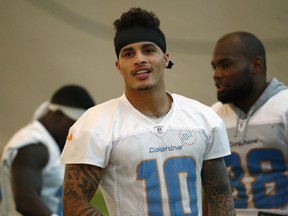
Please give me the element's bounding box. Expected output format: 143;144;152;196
224;31;266;70
113;7;174;68
237;32;266;61
51;84;95;109
113;7;165;40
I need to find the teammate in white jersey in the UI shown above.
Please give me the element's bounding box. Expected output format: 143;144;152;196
61;7;235;216
211;31;288;216
0;85;95;216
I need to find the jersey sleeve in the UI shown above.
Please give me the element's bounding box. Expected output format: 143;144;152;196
203;121;231;160
61;124;112;168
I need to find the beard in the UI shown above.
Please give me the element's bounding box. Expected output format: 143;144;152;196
137;84;154;91
218;70;254;104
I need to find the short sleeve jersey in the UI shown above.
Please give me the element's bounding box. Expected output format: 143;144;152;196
61;93;230;216
212;89;288;216
0;121;64;215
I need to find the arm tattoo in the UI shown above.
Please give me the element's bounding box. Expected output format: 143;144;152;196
202;158;236;216
62;164;104;216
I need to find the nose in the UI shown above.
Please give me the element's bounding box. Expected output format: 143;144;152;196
213;67;223;80
134;52;147;66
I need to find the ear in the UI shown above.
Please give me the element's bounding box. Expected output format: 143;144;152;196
251;56;264;75
164;53;170;68
115;60;123;75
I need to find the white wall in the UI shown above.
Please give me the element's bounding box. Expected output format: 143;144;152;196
1;0;288;149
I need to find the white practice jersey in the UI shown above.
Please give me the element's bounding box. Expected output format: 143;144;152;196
0;121;64;216
212;78;288;216
61;93;230;216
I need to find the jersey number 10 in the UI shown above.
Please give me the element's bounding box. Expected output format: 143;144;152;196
137;157;198;215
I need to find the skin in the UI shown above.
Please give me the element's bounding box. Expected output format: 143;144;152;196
63;159;236;216
203;32;268;215
62;164;103;216
62;41;235;215
202;158;235;216
63;41;171;215
11;110;75;216
12;143;51;216
115;41;172;117
211;34;267;113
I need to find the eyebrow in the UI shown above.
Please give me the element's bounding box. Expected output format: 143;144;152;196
121;42;157;52
211;58;231;68
121;47;133;53
212;58;230;65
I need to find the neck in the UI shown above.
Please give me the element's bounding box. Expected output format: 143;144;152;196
234;81;268;113
125;90;172;118
38;113;61;150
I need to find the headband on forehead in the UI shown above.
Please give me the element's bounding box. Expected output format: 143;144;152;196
32;101;86;121
48;103;86;121
114;26;173;69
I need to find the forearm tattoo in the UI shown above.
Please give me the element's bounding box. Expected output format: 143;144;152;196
202;158;236;216
63;164;104;216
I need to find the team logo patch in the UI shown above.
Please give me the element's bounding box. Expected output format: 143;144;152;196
154;126;164;135
179;130;197;146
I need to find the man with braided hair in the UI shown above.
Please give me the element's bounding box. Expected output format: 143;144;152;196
61;8;235;216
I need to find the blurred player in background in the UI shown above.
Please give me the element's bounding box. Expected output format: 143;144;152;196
0;84;95;216
211;31;288;216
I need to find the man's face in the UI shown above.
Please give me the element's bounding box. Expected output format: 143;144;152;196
211;38;254;104
115;41;169;93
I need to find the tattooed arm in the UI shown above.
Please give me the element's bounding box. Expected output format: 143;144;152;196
62;164;104;216
201;158;235;216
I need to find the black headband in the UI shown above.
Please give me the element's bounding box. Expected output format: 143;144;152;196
114;26;173;69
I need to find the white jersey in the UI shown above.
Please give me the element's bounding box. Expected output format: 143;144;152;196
0;121;64;216
212;78;288;216
61;93;231;216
